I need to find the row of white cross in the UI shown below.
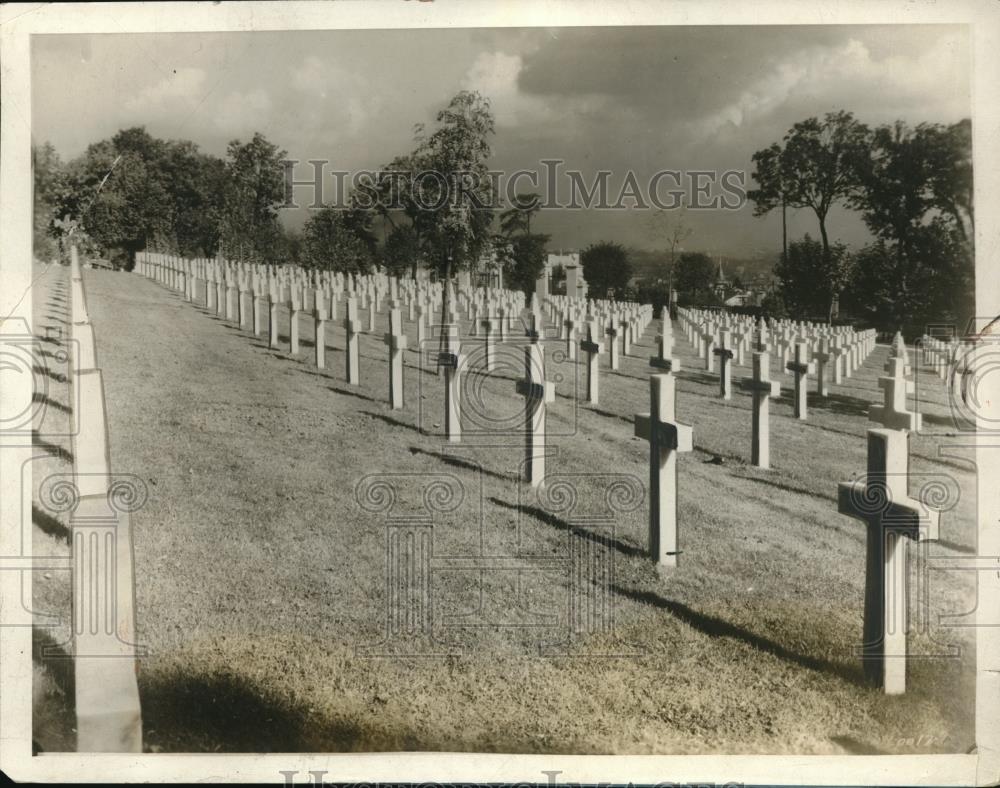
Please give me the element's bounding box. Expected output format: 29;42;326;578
138;251;944;697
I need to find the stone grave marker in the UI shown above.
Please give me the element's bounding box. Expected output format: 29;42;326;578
786;342;816;420
516;343;557;487
635;372;693;567
837;429;940;694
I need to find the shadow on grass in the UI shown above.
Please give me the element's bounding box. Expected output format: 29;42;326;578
33;392;71;414
612;584;865;686
409;447;515;482
330;386;378;403
608;369;647;383
32;504;71;543
139;670;368;752
586;406;632;424
676;369;719;387
921;411;964;429
32;431;73;464
805;391;873;419
731;472;838;504
33;364;68;384
488;496;645;559
32;627;76;754
360;410;423;433
692;444;747;466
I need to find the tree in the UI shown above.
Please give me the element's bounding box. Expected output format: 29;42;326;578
775;234;854;320
499;192;541;236
219;132;287;263
760;288;788;320
581;242;632;299
369;153;425;279
301;206;374;273
550;264;566;294
408;91;496;333
161;140;227;258
411;91;496;280
748;111;869;266
842;219;970;338
673;251;715;302
63;130;173;269
505;232;550;295
847;119;974;335
382;224;422;277
32;142;67;261
644;202;692;295
926;119;973;242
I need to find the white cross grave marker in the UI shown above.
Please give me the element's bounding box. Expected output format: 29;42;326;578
440;326;465;442
649;325;680;373
635;373;693;567
837;429;940;693
383;307;408;409
314;290;328;369
344;296;361;385
739;351;782;469
713;328;735;399
786;342;816;419
516;344;557;487
869;357;921;431
580;320;604;404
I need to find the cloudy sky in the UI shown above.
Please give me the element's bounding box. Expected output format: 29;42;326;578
32;25;970;257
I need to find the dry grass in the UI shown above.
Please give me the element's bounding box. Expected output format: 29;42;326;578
32;262;977;755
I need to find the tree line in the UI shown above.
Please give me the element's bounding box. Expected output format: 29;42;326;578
34;91;547;296
34;99;973;338
748;111;973;337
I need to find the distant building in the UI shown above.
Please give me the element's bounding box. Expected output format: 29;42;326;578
712;259;728;301
475;243;509;289
547;251;580;270
541;251;583;296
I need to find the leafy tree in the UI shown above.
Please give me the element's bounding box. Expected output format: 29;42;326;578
776;234;854;320
846;118;974;334
499;192;541;236
505;232;550;295
32;142;67;261
63;130;173;269
58;127;231;267
842;220;971;338
409;90;496;326
301;206;374;273
850;120;970;256
581;241;632;299
382;224;422;277
411;91;495;275
760;288;788;319
271;226;303;266
673;251;715;300
369;153;425;279
219;132;287;263
550;264;566;294
926;119;973;242
748;111;869;264
161;140;227;257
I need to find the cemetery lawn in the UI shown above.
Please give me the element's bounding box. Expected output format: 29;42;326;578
33;263;977;755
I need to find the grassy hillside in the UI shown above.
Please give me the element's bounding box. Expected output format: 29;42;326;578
32;262;976;754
